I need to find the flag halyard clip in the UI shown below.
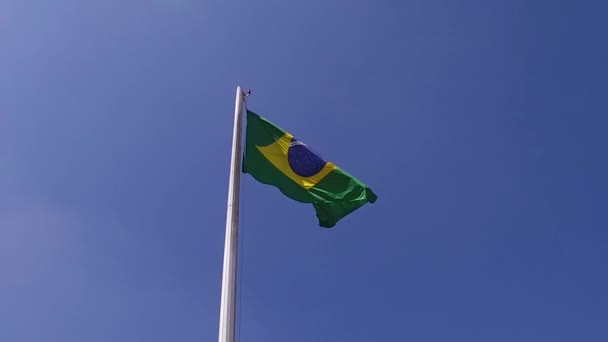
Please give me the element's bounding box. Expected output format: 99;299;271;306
243;89;252;102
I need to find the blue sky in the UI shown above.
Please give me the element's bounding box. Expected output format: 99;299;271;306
1;0;607;341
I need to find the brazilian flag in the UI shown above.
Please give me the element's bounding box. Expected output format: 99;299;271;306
243;109;377;228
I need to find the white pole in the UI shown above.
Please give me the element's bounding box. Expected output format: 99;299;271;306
218;86;245;342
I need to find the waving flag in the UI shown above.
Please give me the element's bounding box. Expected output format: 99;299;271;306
243;109;377;228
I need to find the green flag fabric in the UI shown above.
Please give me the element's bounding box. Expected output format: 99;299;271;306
242;109;377;228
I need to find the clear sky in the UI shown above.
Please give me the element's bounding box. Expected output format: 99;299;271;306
1;0;607;341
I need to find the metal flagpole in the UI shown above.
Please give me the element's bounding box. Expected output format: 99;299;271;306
218;86;245;342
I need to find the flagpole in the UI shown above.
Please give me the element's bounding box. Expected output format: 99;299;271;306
218;86;245;342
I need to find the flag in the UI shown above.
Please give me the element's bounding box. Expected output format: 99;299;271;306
242;109;377;228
